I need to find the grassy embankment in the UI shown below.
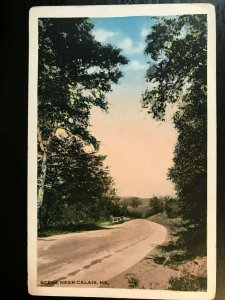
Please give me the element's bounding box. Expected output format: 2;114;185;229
147;213;207;291
38;214;127;237
127;198;207;291
38;223;106;237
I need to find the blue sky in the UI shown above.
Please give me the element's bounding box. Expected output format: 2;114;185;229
91;17;154;90
89;17;177;198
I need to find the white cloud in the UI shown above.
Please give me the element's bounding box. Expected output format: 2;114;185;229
140;27;150;37
118;37;133;51
134;42;145;53
128;60;146;70
140;27;152;38
92;28;117;43
118;38;145;54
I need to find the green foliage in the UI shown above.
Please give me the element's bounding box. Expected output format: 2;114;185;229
143;15;207;120
164;197;180;219
39;135;121;228
38;223;104;237
153;255;166;265
127;211;143;219
120;197;142;209
120;199;130;210
119;197;144;218
147;196;179;218
38;18;128;230
142;15;207;255
128;277;140;289
148;196;165;215
168;275;207;291
38;18;128;142
129;197;142;208
176;225;207;257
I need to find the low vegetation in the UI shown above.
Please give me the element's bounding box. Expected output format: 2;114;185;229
168;275;207;291
128;276;140;289
38;223;106;237
121;195;207;291
147;209;207;291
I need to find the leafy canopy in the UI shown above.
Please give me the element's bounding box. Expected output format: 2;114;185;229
38;18;128;144
38;18;128;229
142;15;207;256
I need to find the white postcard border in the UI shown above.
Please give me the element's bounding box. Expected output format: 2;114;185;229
28;4;216;299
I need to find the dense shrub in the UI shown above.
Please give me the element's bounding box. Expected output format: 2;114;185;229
128;277;140;289
168;275;207;291
148;196;165;215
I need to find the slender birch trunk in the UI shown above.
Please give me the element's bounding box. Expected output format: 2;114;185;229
37;125;57;229
37;150;47;207
37;128;47;229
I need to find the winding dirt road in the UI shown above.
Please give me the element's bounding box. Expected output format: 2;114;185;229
37;219;167;287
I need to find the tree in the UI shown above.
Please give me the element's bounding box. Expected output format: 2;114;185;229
129;197;142;208
37;18;128;221
142;15;207;255
39;134;120;228
164;196;180;219
120;197;141;209
149;196;164;215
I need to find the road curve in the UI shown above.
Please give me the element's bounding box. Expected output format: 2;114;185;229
37;219;167;287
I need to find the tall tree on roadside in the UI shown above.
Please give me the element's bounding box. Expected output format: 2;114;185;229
38;18;128;212
39;134;119;229
142;15;207;255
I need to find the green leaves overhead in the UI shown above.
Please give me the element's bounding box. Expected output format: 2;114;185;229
142;15;207;120
37;17;128;229
38;18;128;142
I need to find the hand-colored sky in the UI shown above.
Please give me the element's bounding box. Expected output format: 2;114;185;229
90;17;177;198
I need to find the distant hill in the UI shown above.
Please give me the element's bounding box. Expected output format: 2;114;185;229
119;197;150;206
119;197;151;218
119;196;150;202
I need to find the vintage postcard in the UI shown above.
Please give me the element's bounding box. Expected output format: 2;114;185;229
28;4;216;299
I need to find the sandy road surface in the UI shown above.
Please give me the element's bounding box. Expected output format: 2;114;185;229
37;219;167;287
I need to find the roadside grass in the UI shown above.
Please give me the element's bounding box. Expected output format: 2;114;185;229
38;218;128;237
147;212;207;291
148;212;187;267
168;275;207;291
128;276;140;289
38;223;105;237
